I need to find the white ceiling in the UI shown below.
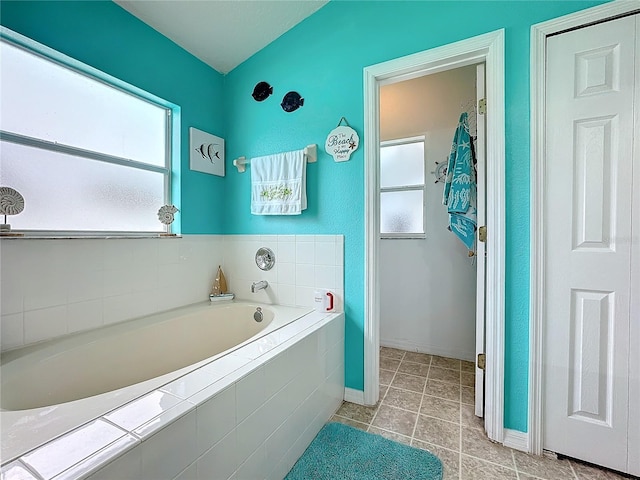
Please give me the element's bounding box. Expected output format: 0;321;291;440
115;0;328;74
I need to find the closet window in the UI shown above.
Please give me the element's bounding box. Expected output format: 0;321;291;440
379;136;426;238
0;33;173;234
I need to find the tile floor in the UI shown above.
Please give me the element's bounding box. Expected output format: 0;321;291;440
330;347;631;480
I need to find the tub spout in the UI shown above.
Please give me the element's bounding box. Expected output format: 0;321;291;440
251;280;268;293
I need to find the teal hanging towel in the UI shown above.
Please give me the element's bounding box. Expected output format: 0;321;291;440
443;112;477;250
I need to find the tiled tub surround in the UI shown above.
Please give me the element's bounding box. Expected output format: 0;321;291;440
223;235;344;312
0;234;344;351
1;309;345;480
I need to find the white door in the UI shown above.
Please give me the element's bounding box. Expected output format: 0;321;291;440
474;63;486;418
544;14;639;474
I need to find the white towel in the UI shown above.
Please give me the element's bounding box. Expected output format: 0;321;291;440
251;149;307;215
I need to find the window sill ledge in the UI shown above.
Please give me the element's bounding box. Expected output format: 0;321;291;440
0;234;182;240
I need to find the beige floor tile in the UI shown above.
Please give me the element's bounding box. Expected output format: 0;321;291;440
404;352;432;364
335;401;378;424
425;379;461;402
379;368;395;386
570;460;627;479
372;349;619;480
380;356;401;371
413;439;460;480
429;366;461;384
461;427;515;469
382;386;422;413
461;360;475;372
390;372;427;393
461;455;518;480
513;450;575;479
330;415;368;431
367;426;411;445
461;404;484;429
461;371;475;387
371;404;418;437
461;385;475;405
414;414;460;451
379;384;388;401
432;356;461;370
420;395;461;423
380;346;405;359
398;360;430;377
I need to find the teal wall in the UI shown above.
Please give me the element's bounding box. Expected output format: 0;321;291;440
222;0;607;432
0;0;226;234
1;0;610;433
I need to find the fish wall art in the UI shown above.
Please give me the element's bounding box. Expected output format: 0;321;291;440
189;127;225;177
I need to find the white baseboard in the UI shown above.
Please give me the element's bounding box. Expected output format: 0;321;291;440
503;428;529;452
344;387;365;405
380;339;475;362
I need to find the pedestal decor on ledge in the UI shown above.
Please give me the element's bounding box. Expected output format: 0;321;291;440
157;204;178;236
0;186;25;236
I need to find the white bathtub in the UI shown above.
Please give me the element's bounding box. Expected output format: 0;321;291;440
0;300;344;479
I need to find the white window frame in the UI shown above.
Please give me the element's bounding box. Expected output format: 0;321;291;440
379;135;426;239
0;27;176;237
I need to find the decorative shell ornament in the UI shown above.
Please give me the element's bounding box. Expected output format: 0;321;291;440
0;187;25;216
325;117;359;163
0;186;25;234
157;204;179;236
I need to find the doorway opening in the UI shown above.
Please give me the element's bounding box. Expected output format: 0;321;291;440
378;62;482;409
363;29;506;443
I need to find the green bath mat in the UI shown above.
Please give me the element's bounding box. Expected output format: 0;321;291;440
285;422;443;480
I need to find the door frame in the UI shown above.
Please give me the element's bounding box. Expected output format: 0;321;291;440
363;29;506;443
529;0;640;456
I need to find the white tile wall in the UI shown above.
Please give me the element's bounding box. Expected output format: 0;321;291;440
0;236;224;351
0;234;345;352
140;410;198;480
223;235;344;311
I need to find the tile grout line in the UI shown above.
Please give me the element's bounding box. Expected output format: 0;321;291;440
409;356;431;446
382;377;469;397
460;452;522;476
369;425;412;444
512;450;521;480
568;459;579;479
332;413;368;429
369;350;405;431
372;394;466;422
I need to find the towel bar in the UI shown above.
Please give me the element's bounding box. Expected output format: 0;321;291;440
233;144;317;173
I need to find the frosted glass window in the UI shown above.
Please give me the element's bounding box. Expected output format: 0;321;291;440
0;35;172;233
380;141;424;188
1;141;164;232
380;190;424;234
0;41;167;166
379;137;426;237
